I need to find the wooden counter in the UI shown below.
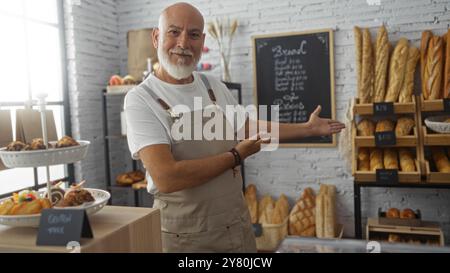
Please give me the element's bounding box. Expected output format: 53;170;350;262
0;206;162;253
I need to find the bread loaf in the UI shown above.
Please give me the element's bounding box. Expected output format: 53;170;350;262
374;25;390;102
357;119;375;136
384;148;399;170
315;191;325;238
385;38;409;102
354;26;363;101
358;147;370;171
376;119;395;132
399;47;420;103
258;195;275;224
370;148;384;171
361;28;374;103
431;147;450;173
399;148;416;172
445;30;450;98
289;188;316;237
421;31;433;100
272;194;290;224
395;117;415;136
324;185;336;238
244;184;258;224
426;36;444;100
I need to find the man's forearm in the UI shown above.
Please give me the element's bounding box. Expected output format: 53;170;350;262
246;119;315;141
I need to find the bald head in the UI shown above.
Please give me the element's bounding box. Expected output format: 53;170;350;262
158;2;204;32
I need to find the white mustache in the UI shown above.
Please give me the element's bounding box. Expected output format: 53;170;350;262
170;48;193;57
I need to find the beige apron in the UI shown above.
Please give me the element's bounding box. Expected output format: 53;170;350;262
141;74;256;253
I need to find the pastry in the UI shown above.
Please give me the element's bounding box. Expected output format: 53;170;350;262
57;189;95;207
425;36;444;100
399;47;420;103
376;120;395;132
129;170;145;182
244;184;258;224
383;148;399;170
400;208;416;219
395;117;415;136
374;25;390;102
56;136;79;148
431;147;450;173
45;187;66;205
0;199;15;215
6;141;27;151
386;208;400;218
354;26;363;102
357;119;375;136
10;199;43;215
399;149;416;172
289;188;316;237
421;31;433;100
29;138;47;150
116;173;135;186
445;30;450;98
361;28;374;103
385;38;409;102
122;75;136;85
358;148;370;171
370;148;384;171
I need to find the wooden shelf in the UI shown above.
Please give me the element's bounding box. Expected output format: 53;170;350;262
425;160;450;184
353;160;421;183
352;123;418;147
421;98;447;112
422;127;450;146
353;98;416;115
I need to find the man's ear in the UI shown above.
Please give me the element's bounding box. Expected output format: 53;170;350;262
152;28;160;49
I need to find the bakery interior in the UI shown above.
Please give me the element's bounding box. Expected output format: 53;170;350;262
1;0;450;253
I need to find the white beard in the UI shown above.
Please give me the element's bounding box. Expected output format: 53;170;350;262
157;40;198;80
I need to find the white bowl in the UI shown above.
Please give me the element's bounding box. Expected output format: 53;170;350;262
425;116;450;134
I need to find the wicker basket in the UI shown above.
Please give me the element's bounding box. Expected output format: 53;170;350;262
0;141;90;168
255;217;288;252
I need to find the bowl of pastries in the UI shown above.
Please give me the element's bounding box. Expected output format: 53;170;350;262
0;136;90;168
425;116;450;134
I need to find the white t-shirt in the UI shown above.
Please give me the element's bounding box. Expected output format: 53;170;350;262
124;72;245;193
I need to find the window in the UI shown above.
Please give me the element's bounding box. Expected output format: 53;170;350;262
0;0;70;196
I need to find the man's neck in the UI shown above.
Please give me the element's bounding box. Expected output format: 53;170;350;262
155;68;194;85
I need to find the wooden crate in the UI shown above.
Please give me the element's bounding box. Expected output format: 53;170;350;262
353;98;416;115
425;160;450;184
420;97;447;112
422;126;450;146
366;218;444;247
353;123;418;147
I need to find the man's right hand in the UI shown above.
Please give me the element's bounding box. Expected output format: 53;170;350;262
234;134;271;160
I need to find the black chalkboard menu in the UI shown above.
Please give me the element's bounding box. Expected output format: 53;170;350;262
252;29;336;147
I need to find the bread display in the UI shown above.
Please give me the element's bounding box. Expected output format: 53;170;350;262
358;148;370;171
421;31;433;100
376;119;395;132
360;28;374;104
399;47;420;103
395;117;415;136
399;148;416;172
354;26;363;102
4;136;79;151
425;36;444;100
289;188;316;237
385;38;409;102
383;148;399;170
370;148;384;171
357;119;375;136
244;184;258;224
315;184;337;239
374;25;389;103
431;147;450;173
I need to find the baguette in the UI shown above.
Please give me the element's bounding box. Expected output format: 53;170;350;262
361;28;374;103
399;149;416;172
272;194;290;224
384;148;399;170
445;30;450;98
374;25;390;102
324;185;336;238
399;47;420;103
385;38;409;102
426;36;444;100
431;147;450;173
421;31;433;100
244;184;258;224
370;148;384;171
354;26;363;101
358;148;371;171
315;192;325;238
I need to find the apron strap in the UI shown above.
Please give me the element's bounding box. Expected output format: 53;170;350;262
198;73;218;105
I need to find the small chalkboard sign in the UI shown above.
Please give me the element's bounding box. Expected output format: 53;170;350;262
373;102;394;116
376;169;399;184
375;131;396;146
443;98;450;113
36;209;93;247
252;29;336;147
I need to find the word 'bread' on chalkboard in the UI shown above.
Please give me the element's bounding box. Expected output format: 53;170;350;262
252;29;336;147
36;209;93;247
376;169;399;184
373;102;394;116
375;131;396;146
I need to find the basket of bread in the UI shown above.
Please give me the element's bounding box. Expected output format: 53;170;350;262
424;116;450;134
0;136;89;168
106;75;137;94
378;207;422;227
0;182;110;227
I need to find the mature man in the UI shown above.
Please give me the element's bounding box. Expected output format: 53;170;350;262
125;2;345;253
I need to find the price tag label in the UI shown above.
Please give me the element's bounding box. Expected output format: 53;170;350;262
373;102;394;116
252;224;263;238
375;131;396;146
376;169;399;184
443;98;450;113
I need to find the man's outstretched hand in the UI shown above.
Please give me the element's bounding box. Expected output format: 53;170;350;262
307;105;346;136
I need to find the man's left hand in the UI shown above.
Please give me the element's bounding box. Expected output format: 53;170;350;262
307;105;346;136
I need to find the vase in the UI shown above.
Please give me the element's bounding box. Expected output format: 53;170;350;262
220;53;231;82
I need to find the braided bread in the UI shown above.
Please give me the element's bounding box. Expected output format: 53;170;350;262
399;47;420;103
374;25;390;102
385;38;409;102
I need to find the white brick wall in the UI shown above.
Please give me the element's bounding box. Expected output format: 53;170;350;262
67;0;450;240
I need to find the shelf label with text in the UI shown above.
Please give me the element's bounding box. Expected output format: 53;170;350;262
375;131;396;146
